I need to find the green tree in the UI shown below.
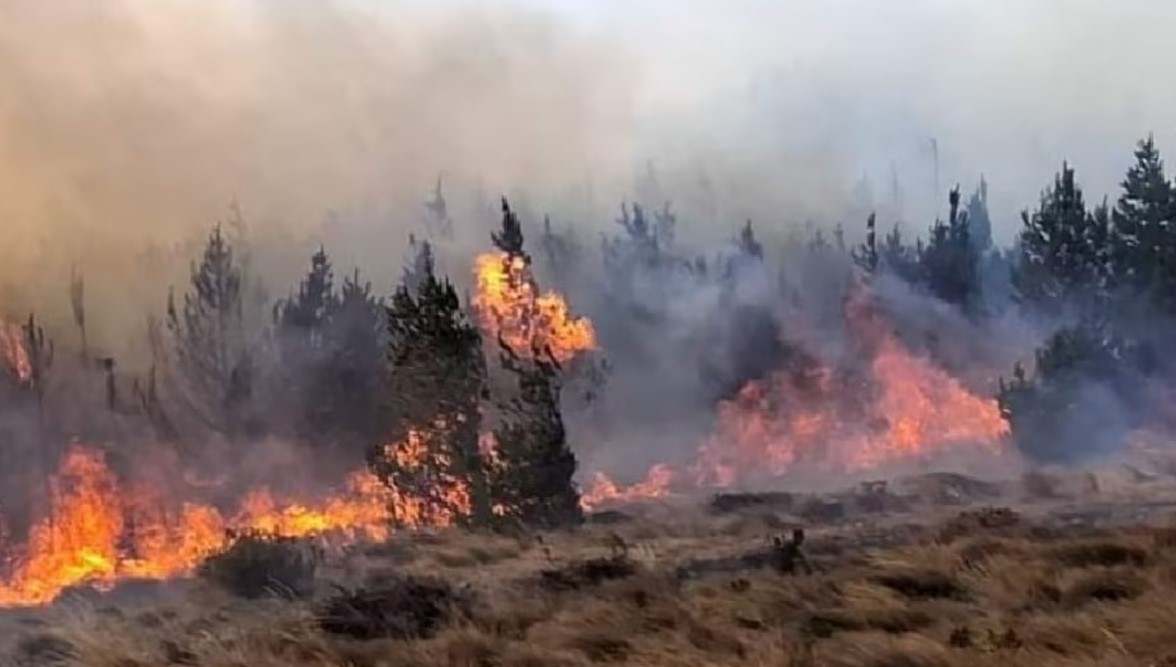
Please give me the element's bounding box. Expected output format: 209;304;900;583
998;321;1140;463
371;240;491;527
920;187;981;311
167;225;255;437
1011;164;1110;315
1110;135;1176;306
273;248;384;465
489;343;582;528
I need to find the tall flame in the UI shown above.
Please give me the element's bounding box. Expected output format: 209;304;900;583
473;252;595;362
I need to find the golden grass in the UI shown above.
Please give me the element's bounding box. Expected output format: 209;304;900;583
12;491;1176;666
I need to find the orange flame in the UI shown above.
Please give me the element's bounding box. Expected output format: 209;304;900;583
473;252;595;362
0;321;31;385
580;464;675;511
580;289;1010;504
0;436;454;607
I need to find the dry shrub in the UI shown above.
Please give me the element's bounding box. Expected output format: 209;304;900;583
538;555;637;592
1049;540;1150;568
804;607;936;638
13;633;76;666
710;492;794;514
317;574;473;640
564;629;633;662
872;569;967;601
816;632;955;667
197;531;320;600
1061;568;1150;607
938;507;1024;543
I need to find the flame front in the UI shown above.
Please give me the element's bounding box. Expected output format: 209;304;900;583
582;290;1011;507
0;321;31;385
0;440;441;607
473;252;596;362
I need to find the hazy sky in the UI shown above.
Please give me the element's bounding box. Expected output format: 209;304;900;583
415;0;1176;238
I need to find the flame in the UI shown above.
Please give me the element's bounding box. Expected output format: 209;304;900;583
375;430;473;528
581;289;1010;503
0;321;31;384
0;438;447;607
473;252;595;362
580;464;675;511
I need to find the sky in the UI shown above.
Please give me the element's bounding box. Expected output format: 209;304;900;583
415;0;1176;239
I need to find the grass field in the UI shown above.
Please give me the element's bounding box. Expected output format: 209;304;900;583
9;468;1176;666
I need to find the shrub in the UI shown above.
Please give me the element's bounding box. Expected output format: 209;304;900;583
197;530;320;600
317;574;473;640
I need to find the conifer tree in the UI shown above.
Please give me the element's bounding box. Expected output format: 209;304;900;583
481;200;584;525
998;321;1141;463
966;177;994;253
1012;164;1109;315
920;187;981;311
489;342;582;528
166;224;254;437
1110;135;1176;305
273;248;384;461
373;240;492;526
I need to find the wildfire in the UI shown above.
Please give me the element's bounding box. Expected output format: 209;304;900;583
0;321;31;384
0;438;450;607
580;464;675;512
581;289;1011;506
473;252;596;362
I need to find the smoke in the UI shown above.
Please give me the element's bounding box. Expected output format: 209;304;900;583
0;0;642;354
2;0;1175;484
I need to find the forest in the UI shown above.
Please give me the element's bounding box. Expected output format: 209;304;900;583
2;133;1176;604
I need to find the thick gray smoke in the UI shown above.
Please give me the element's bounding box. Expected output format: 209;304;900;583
2;0;1175;491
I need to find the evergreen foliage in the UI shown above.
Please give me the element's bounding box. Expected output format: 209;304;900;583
166;224;255;438
1011;164;1110;314
373;239;492;527
919;187;981;311
1110;135;1176;307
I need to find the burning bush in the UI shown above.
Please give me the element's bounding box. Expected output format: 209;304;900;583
317;574;474;640
197;531;321;600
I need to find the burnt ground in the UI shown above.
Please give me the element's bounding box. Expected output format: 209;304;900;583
8;466;1176;666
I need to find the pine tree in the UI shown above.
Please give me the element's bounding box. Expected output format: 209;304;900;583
1111;135;1176;306
998;320;1140;463
966;177;994;253
373;240;491;527
166;225;254;437
1012;164;1109;315
489;343;582;528
272;248;384;463
920;187;981;311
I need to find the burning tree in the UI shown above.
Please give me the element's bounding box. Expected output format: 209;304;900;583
372;240;492;527
476;200;584;527
166;224;257;439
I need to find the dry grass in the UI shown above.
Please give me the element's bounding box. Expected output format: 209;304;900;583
11;482;1176;666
